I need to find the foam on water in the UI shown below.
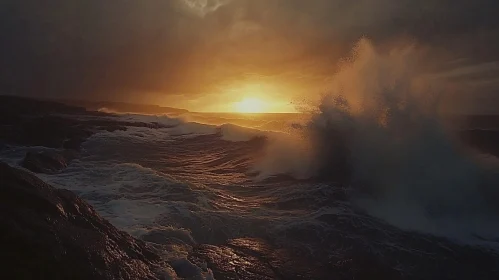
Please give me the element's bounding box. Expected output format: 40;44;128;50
253;38;499;244
0;144;218;279
115;111;277;142
119;113;183;127
39;160;219;279
38;162;182;226
2;38;499;277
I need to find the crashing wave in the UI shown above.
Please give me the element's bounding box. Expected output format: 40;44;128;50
253;39;499;242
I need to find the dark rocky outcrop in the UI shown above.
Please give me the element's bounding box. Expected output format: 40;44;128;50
21;150;76;174
0;162;168;279
0;95;177;174
58;99;189;115
0;95;89;116
189;238;400;280
188;227;499;279
0;115;94;150
0;96;174;150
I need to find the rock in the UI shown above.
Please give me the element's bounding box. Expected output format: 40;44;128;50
188;238;399;280
21;151;70;174
188;238;419;280
60;100;189;115
0;96;177;151
2;115;93;149
0;95;88;116
0;162;167;279
189;239;281;280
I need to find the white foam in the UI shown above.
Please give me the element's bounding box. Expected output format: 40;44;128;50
253;38;499;245
119;113;182;127
0;148;216;278
91;127;174;144
38;162;186;228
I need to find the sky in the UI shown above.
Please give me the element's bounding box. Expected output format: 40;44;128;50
1;0;499;113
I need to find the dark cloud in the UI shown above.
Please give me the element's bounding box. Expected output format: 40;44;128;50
1;0;498;109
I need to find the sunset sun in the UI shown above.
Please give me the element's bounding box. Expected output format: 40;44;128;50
233;97;268;113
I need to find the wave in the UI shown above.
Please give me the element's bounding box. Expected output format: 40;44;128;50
111;112;284;145
219;123;264;142
253;38;499;242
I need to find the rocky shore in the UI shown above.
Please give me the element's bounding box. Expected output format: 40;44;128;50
0;162;171;279
2;95;499;279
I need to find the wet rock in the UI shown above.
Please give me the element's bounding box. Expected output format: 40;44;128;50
0;115;93;150
21;150;72;174
189;238;338;280
0;95;88;116
190;241;278;280
0;162;167;280
189;238;406;280
0;96;170;151
60;100;188;115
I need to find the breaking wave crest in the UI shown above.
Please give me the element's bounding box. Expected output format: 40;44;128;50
253;39;499;240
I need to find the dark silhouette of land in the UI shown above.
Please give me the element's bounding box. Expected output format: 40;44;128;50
58;99;189;115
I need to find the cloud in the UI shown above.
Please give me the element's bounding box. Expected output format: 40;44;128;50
180;0;233;17
0;0;498;111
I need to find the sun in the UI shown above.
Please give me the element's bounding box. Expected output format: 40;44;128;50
233;97;268;113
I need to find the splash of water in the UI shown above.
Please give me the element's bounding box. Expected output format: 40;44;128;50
253;38;499;240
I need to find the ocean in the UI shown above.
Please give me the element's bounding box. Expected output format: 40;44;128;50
2;40;499;278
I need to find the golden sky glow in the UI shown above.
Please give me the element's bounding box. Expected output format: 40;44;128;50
233;97;267;113
3;0;498;115
168;82;299;113
200;93;297;113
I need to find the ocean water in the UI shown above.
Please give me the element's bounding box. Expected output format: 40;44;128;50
2;39;499;278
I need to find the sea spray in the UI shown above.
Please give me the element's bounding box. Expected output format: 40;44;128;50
253;38;499;240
